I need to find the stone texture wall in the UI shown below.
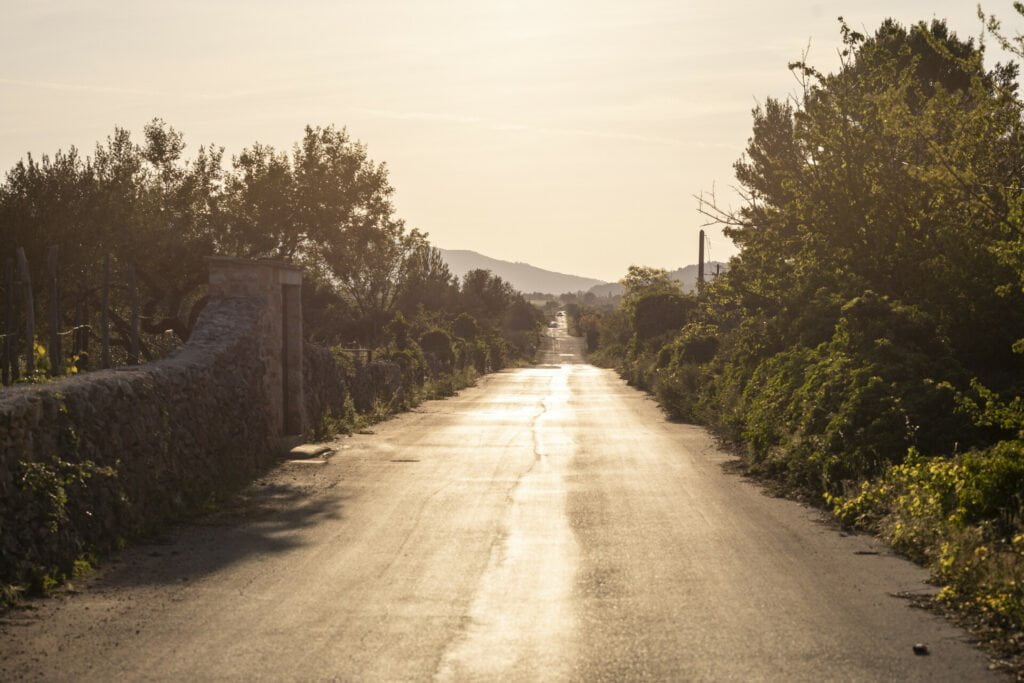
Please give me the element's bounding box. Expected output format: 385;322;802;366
0;256;424;594
0;297;276;590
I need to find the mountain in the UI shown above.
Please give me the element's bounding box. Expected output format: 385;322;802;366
438;247;729;297
587;262;729;298
438;248;606;295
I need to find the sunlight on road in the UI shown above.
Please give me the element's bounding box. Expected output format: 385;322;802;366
437;320;581;680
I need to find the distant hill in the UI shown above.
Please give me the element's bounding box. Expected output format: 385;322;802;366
438;249;606;295
438;248;729;297
588;262;729;298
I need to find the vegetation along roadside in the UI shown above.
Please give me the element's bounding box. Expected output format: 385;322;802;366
573;9;1024;674
0;120;546;606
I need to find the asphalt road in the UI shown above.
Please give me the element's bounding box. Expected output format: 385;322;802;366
0;315;1000;681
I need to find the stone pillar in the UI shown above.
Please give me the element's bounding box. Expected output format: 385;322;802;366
206;257;304;439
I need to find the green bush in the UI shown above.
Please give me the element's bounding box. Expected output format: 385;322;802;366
452;313;480;341
419;328;454;369
830;443;1024;626
653;363;704;422
388;345;427;389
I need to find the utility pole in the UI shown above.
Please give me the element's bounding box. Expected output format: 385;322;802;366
697;229;705;294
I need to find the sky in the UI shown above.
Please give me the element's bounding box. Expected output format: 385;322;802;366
2;1;1022;282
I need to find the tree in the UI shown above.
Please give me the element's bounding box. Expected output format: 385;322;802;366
714;18;1024;378
459;269;516;323
452;313;480;340
631;292;696;344
395;245;459;318
0;121;435;355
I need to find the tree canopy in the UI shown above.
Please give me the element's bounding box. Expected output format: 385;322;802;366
0;121;536;360
582;14;1024;632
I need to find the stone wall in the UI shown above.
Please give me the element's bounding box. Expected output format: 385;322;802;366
0;297;276;590
0;256;431;594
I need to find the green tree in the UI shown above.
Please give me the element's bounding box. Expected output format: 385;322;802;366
717;18;1024;378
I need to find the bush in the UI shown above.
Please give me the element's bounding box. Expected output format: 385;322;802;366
388;345;426;389
708;293;974;494
631;292;696;345
452;313;480;341
830;443;1024;627
653;363;704;422
419;328;454;370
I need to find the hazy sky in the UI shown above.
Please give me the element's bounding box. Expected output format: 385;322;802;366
2;1;1021;281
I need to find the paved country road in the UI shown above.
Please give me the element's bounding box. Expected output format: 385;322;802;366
0;317;1000;681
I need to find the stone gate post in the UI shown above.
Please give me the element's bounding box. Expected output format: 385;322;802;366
206;257;304;441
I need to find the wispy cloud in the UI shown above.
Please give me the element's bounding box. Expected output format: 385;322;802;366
353;107;739;150
0;76;159;97
0;76;325;104
354;108;483;126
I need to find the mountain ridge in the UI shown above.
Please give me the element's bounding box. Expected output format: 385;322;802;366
438;248;606;295
438;247;728;296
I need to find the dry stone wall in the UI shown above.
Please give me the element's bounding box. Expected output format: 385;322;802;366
1;253;438;596
0;297;276;590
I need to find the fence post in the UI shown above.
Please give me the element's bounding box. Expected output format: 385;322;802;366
75;301;89;372
2;257;13;386
100;253;111;368
47;246;61;376
128;263;139;365
15;247;34;377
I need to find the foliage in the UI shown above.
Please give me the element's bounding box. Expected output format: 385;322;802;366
0;117;545;602
1;454;120;596
631;292;695;345
452;313;479;340
0;119;544;378
830;444;1024;626
582;13;1024;635
419;328;455;368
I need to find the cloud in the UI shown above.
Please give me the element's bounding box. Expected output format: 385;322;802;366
353;107;739;150
0;76;158;97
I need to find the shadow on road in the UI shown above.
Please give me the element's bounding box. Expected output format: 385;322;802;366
87;478;346;591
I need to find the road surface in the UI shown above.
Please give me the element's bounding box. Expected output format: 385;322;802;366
0;315;999;680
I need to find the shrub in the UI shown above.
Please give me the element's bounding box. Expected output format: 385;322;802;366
452;313;480;341
631;292;696;345
419;328;454;369
388;345;426;389
829;443;1024;627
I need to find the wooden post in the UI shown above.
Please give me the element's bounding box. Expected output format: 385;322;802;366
72;303;81;356
47;246;61;376
101;254;111;369
2;257;13;386
15;247;34;377
75;301;89;372
128;263;140;365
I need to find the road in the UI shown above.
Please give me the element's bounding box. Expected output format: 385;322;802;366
0;315;999;681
